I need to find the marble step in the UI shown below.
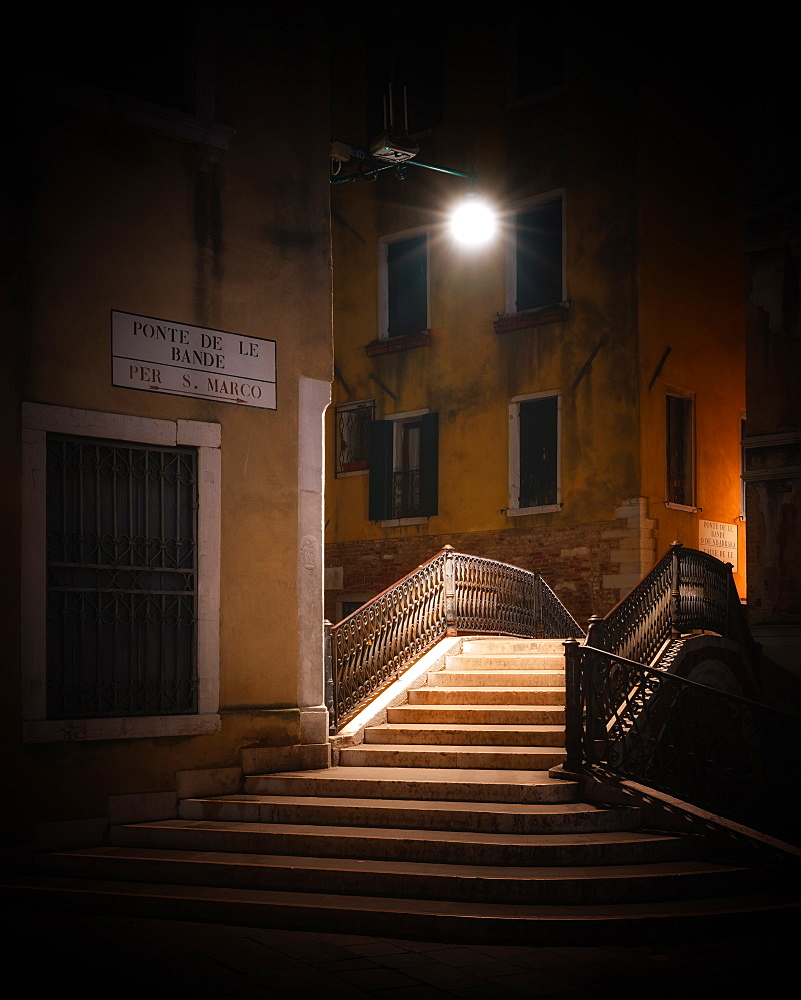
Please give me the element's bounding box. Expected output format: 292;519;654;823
409;687;565;705
33;848;774;906
386;705;565;725
176;795;639;834
445;654;566;671
363;723;565;746
337;743;567;769
8;875;796;944
243;766;579;803
461;639;568;655
109;819;709;866
429;670;565;687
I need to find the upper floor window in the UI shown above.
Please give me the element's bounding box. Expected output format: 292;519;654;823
666;393;695;508
508;392;560;514
380;232;429;339
335;400;375;475
510;195;564;314
365;13;444;139
508;6;567;104
368;411;439;521
34;7;215;119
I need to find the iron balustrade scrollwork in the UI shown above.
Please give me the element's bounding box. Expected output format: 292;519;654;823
325;547;584;731
564;642;801;843
585;542;758;671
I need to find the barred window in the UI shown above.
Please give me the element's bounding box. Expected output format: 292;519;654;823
336;400;375;474
45;435;198;719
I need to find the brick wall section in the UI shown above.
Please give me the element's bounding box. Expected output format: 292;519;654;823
326;518;633;628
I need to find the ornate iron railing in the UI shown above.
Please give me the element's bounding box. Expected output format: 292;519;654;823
564;642;801;843
585;542;757;669
325;546;583;731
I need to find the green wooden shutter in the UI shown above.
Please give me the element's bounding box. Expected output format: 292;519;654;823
368;420;393;520
419;412;439;517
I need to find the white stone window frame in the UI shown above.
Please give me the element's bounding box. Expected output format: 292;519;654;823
381;407;430;526
665;389;698;513
506;189;566;315
21;402;221;743
507;390;562;516
378;226;431;340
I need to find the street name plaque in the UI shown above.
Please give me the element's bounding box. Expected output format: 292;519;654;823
112;310;276;409
699;519;738;571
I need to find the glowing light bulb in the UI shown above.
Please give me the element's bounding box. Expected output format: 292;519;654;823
449;196;497;247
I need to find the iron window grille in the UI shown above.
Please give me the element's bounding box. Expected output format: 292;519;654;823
336;400;375;474
45;434;198;719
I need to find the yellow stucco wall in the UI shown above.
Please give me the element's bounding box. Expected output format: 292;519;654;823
327;16;746;606
2;13;333;834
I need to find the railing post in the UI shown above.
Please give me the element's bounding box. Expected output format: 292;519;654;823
443;545;458;636
670;540;683;638
585;614;603;649
563;638;583;774
724;561;734;638
324;620;336;735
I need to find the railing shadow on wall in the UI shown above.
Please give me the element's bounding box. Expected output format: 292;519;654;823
564;541;800;844
325;545;584;733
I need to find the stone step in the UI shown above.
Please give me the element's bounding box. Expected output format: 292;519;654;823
109;819;709;867
33;848;774;906
445;654;566;671
387;704;565;725
177;795;639;834
7;876;797;944
430;670;565;687
461;639;568;655
363;723;565;747
409;687;565;705
337;744;567;769
244;766;579;803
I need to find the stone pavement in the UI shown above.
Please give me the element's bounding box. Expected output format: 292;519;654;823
5;908;789;999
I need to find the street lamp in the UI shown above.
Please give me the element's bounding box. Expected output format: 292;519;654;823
331;140;498;247
449;194;497;247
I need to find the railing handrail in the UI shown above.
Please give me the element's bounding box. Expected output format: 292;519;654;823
332;547;449;631
570;642;798;719
564;640;801;844
586;541;758;670
326;546;583;731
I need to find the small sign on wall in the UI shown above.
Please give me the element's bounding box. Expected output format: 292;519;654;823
699;519;737;571
112;310;276;409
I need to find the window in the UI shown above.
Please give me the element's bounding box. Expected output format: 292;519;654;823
508;6;567;104
380;233;429;339
508;393;560;514
36;7;215;119
46;435;198;720
335;400;375;474
666;393;695;508
22;403;221;742
511;196;564;313
369;411;439;521
365;14;444;138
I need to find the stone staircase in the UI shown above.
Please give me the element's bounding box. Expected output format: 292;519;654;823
10;638;801;942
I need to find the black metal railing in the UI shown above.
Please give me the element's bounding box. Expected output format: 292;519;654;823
325;546;583;731
585;541;757;670
564;641;801;843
